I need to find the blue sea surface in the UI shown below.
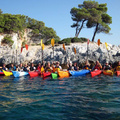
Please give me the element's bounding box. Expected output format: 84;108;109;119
0;74;120;120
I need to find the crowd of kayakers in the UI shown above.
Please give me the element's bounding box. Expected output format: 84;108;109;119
0;60;120;73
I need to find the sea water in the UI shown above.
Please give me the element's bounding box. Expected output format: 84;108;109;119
0;74;120;120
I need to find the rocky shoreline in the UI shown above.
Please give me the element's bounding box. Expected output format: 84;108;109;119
0;42;120;66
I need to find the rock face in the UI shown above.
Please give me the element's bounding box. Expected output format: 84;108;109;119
0;42;120;65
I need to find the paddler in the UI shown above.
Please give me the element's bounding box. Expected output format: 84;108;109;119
92;60;102;70
67;61;74;70
103;61;111;70
82;60;90;70
9;63;16;71
0;64;8;71
55;61;62;72
115;61;120;71
30;63;36;71
45;62;53;72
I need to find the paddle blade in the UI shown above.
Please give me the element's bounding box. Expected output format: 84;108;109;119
41;39;43;47
63;44;66;50
21;47;23;53
25;44;28;50
105;42;108;50
41;66;44;73
42;44;44;50
51;38;55;47
74;48;76;54
97;39;100;46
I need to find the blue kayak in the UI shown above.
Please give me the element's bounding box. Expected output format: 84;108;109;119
12;71;29;77
69;70;90;76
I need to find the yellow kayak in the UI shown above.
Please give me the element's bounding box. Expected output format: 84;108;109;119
103;70;113;76
58;71;69;78
2;70;13;76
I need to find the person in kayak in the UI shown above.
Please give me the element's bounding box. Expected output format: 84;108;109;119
67;61;74;70
92;60;102;70
115;61;120;71
37;63;41;71
0;64;8;71
82;60;90;70
9;63;16;71
30;63;36;71
45;62;53;72
103;62;111;70
23;63;29;72
55;62;62;71
73;62;79;71
17;63;24;71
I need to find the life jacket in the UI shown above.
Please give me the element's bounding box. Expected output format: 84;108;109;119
83;65;90;70
104;65;111;70
94;65;101;70
116;65;120;71
55;67;60;72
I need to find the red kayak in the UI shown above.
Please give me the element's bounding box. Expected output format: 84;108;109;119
116;71;120;76
91;70;102;77
29;71;40;77
43;72;51;78
0;72;4;75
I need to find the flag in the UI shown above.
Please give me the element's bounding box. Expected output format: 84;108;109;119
21;47;23;53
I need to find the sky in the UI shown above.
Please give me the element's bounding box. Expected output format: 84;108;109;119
0;0;120;45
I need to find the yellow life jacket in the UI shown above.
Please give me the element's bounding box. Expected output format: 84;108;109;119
116;66;120;71
46;68;52;72
55;68;60;72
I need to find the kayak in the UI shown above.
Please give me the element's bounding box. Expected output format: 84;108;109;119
58;71;70;78
69;70;90;76
116;71;120;76
12;71;29;77
51;73;58;79
91;70;102;77
2;70;13;76
0;72;4;75
103;70;113;76
29;71;41;77
43;72;51;78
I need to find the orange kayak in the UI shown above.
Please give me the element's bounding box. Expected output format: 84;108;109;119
103;70;113;76
116;71;120;76
58;71;69;78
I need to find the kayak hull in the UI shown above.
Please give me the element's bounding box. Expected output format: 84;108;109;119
29;71;40;77
103;70;113;76
116;71;120;76
12;71;29;77
91;70;102;77
2;70;13;76
69;70;90;76
0;72;4;75
58;71;69;78
51;73;58;79
43;72;51;78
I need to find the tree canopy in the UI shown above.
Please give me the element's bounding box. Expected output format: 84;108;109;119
0;10;60;42
70;0;112;42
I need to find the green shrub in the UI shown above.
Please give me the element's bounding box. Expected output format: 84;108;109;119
71;37;88;43
22;40;27;47
44;38;60;45
2;35;14;47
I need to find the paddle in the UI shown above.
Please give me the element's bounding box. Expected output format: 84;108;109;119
41;39;44;64
87;39;89;60
25;44;28;50
74;47;76;54
105;42;110;60
97;39;100;46
51;38;55;60
63;44;66;51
